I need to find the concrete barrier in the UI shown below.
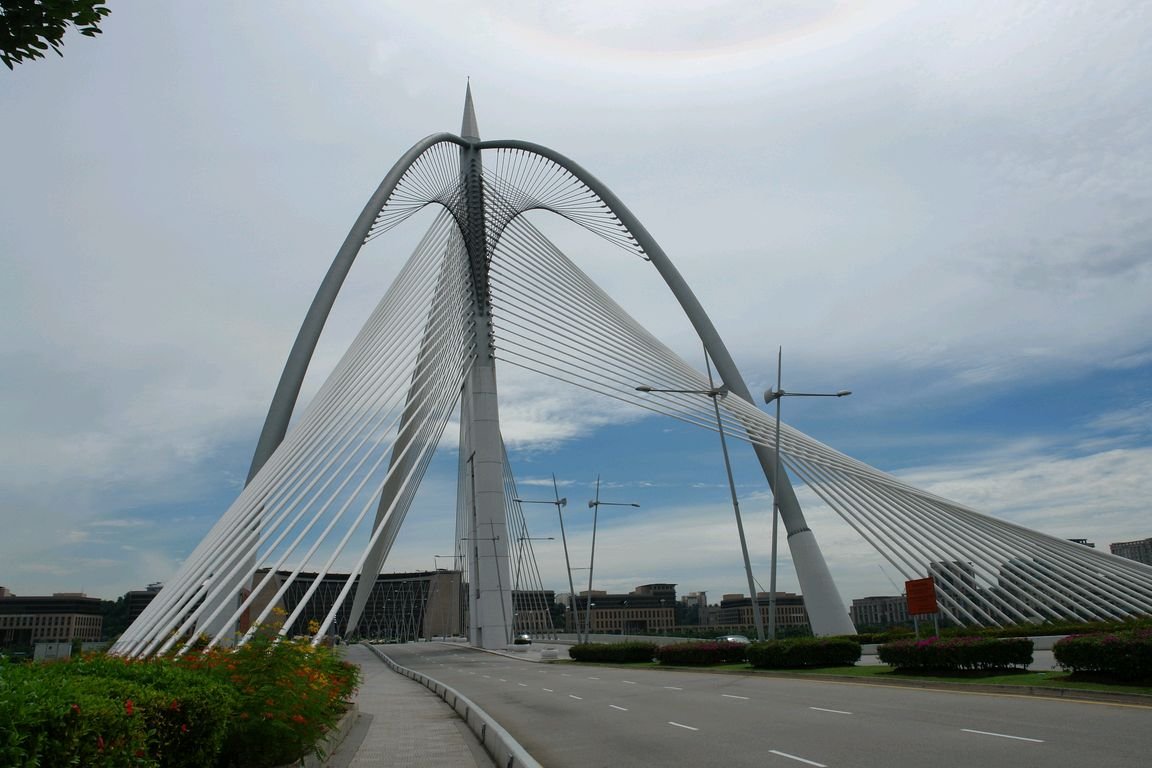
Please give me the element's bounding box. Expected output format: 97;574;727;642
362;643;542;768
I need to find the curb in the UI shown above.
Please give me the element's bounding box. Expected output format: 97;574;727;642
362;643;543;768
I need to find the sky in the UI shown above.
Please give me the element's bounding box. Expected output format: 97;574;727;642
2;1;1150;609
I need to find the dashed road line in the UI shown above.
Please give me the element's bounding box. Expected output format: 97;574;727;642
588;676;600;680
542;688;554;692
722;694;750;700
663;686;683;691
517;683;528;687
668;721;699;731
770;749;826;767
961;728;1044;743
809;707;852;715
610;704;628;711
622;680;636;685
569;694;583;700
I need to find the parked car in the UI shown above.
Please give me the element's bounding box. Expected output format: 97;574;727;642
514;633;533;645
715;634;751;644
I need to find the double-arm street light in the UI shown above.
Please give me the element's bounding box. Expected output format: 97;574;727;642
763;346;851;639
636;371;766;642
585;475;639;641
513;475;581;642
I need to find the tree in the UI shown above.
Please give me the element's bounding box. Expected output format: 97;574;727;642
1;0;111;70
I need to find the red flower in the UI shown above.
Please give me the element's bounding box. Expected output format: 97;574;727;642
291;714;307;724
70;703;80;715
124;699;135;716
181;724;189;734
97;734;105;752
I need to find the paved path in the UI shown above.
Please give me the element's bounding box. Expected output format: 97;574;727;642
326;644;495;768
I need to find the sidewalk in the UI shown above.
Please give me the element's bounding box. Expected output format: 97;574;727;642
326;644;494;768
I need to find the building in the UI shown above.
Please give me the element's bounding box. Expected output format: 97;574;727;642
0;591;103;647
1069;538;1096;548
850;595;910;630
1111;538;1152;566
680;591;710;625
566;583;677;634
248;569;464;641
125;583;163;624
512;589;557;636
717;592;810;634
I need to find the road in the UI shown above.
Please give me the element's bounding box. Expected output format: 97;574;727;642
380;643;1150;768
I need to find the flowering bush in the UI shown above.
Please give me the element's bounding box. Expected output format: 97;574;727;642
0;628;358;768
654;641;747;666
568;641;657;663
746;638;861;669
1053;629;1152;681
877;636;1033;673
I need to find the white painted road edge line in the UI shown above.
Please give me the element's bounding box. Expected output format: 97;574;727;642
668;722;699;731
610;705;628;711
722;694;750;700
769;749;827;767
961;728;1044;743
809;707;852;715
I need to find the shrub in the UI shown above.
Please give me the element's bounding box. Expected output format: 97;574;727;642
877;636;1032;673
746;638;861;669
1053;630;1152;681
654;641;747;666
568;642;657;663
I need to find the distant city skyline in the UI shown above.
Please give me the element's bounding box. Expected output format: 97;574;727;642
3;3;1150;606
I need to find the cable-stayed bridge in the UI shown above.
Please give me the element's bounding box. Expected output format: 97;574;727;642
112;89;1152;657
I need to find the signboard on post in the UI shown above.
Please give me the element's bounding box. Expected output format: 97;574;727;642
905;577;938;615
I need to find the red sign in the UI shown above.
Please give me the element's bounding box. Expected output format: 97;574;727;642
905;577;938;615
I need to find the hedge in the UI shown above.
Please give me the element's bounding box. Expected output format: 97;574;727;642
1053;630;1152;681
655;641;747;666
877;636;1033;672
0;633;359;768
568;642;657;663
746;638;861;669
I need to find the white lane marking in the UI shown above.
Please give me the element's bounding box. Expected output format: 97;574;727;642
961;729;1044;743
809;707;852;715
518;683;528;687
542;688;554;692
770;749;826;767
664;686;683;690
561;673;572;677
722;694;750;700
588;676;600;680
610;704;628;711
498;678;507;682
622;680;636;685
668;721;699;731
569;694;583;700
482;675;491;679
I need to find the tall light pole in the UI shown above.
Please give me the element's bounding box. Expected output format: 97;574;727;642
585;475;639;641
636;369;767;642
763;346;851;640
513;474;581;642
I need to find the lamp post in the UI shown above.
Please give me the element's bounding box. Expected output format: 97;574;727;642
636;377;766;642
513;474;581;642
585;475;639;642
763;346;851;640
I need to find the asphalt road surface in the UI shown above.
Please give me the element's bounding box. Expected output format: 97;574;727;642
381;643;1150;768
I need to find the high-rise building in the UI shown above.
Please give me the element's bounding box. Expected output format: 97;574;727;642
850;595;910;630
1111;538;1152;566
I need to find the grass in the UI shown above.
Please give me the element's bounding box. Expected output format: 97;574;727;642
564;658;1152;698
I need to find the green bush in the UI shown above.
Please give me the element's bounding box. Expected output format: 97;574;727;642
746;638;861;669
568;641;657;663
0;631;358;768
654;641;747;666
877;636;1033;673
1053;630;1152;681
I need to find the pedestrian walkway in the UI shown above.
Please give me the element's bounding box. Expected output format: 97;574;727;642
326;644;495;768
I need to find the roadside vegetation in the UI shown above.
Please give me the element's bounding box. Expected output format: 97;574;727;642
0;622;359;768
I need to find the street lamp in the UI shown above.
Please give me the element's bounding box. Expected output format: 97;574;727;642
636;374;767;642
513;474;581;642
762;345;851;640
585;475;639;642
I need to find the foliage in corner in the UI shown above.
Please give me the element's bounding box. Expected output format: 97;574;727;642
1;0;111;70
